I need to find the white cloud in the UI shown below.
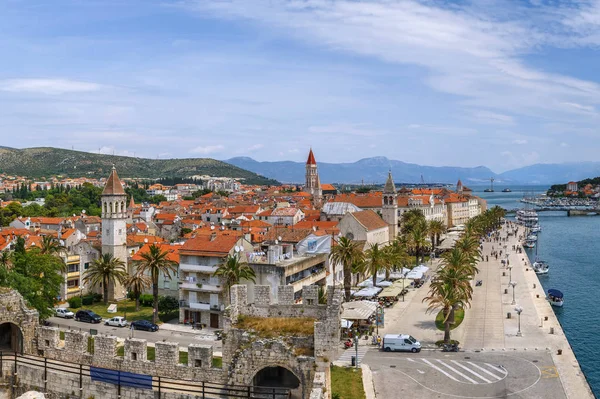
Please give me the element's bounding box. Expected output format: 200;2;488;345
190;145;225;155
560;142;569;148
0;78;103;95
512;139;528;145
248;144;264;151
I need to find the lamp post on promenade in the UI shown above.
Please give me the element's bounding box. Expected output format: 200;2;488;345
508;265;513;282
509;281;517;305
514;305;523;337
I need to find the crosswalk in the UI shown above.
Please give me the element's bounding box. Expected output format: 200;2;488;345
337;346;369;366
408;358;507;384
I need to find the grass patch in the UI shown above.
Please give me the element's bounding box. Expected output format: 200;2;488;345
294;347;314;357
87;337;94;354
59;331;65;340
235;315;315;338
212;356;222;368
331;366;366;399
69;299;155;322
435;308;465;331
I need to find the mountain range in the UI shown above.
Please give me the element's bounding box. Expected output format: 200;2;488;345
0;147;278;185
226;156;600;185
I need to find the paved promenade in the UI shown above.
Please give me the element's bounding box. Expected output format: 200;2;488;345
361;222;593;399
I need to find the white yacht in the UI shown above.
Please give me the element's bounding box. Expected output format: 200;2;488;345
533;260;549;275
548;289;564;307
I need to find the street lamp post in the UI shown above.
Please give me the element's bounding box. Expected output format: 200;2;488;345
508;265;513;282
79;284;84;303
514;305;523;337
354;334;359;369
509;281;517;305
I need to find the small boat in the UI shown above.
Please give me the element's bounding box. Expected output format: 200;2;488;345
523;240;536;248
502;188;512;192
548;289;564;307
484;188;494;192
531;225;542;233
526;234;538;241
533;260;549;275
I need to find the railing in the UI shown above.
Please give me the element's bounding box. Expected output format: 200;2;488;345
0;352;290;399
67;271;80;278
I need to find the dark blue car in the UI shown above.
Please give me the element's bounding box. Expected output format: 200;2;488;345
130;320;159;332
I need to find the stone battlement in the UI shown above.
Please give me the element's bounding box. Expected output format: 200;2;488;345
36;326;226;383
230;284;342;321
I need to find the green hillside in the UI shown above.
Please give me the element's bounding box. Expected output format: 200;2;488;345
0;147;279;185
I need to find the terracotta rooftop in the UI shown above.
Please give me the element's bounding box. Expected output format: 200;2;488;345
102;166;126;196
350;210;389;231
132;243;180;263
306;149;317;165
180;234;240;257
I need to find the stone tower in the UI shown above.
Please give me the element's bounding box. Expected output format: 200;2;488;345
101;166;128;300
382;171;398;239
305;148;322;205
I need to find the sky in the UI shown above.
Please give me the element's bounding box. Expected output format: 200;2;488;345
1;0;600;172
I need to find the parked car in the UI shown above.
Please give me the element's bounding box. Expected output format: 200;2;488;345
75;310;102;324
130;320;159;332
382;334;421;353
55;308;74;319
105;316;128;327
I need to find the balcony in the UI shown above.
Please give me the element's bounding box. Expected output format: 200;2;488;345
179;263;218;273
66;255;80;264
67;287;80;294
179;301;222;312
67;271;80;279
179;282;223;293
289;270;327;292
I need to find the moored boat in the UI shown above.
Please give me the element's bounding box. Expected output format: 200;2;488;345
502;188;512;192
548;289;564;307
523;240;536;248
533;260;549;275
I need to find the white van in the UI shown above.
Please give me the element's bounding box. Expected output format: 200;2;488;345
382;334;421;353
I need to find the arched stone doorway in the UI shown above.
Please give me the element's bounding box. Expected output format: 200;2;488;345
0;323;23;354
253;366;301;399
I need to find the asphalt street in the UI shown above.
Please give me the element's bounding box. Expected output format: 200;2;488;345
363;349;565;399
46;317;222;350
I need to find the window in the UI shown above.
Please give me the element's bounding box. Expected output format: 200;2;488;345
67;279;79;288
84;262;90;270
106;228;110;235
118;229;122;235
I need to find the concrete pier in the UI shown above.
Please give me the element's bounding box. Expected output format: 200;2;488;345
464;223;594;398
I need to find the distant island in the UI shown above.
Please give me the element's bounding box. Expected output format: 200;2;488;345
0;147;278;186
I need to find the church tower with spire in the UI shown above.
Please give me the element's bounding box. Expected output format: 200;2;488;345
382;171;398;239
101;166;128;300
305;149;322;205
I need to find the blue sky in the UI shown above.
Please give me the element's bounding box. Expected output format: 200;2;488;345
1;0;599;172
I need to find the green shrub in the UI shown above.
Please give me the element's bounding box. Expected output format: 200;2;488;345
159;310;179;323
139;294;153;307
69;297;82;309
158;296;179;312
82;295;94;306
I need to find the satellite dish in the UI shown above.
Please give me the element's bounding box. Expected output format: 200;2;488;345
234;246;241;253
278;236;282;242
82;210;86;214
274;240;278;245
144;238;148;243
210;226;215;230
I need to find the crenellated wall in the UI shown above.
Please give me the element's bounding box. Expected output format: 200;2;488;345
36;327;225;382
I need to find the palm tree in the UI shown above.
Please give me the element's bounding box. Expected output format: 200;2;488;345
39;235;65;256
441;247;479;278
423;281;469;343
213;253;256;303
329;237;364;301
427;220;446;251
0;251;12;271
124;267;151;311
407;222;429;266
401;209;426;234
364;243;389;287
385;239;410;280
136;244;178;324
83;253;127;305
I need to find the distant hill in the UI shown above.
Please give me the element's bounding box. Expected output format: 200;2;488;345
226;156;498;184
0;147;279;185
498;162;600;185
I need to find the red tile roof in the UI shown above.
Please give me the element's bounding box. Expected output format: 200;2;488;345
102;166;126;195
180;235;240;257
350;210;388;231
306;149;317;165
131;243;180;263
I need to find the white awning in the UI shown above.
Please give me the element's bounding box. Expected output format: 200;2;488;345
406;270;424;279
353;287;382;297
377;281;393;287
341;301;378;320
341;319;354;329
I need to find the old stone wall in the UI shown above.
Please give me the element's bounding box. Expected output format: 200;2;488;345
36;327;226;383
0;289;39;354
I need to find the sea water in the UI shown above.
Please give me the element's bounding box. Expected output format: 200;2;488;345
475;185;600;397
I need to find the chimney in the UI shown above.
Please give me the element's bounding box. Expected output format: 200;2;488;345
210;232;217;241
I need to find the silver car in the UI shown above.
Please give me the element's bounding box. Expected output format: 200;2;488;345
55;308;74;319
105;316;128;327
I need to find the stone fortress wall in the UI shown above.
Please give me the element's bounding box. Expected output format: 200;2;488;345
0;285;341;399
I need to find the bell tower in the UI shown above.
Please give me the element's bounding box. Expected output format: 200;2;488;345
305;148;322;206
382;171;398;239
101;165;128;300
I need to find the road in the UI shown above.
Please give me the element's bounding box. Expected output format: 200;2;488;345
46;317;222;350
363;347;565;398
